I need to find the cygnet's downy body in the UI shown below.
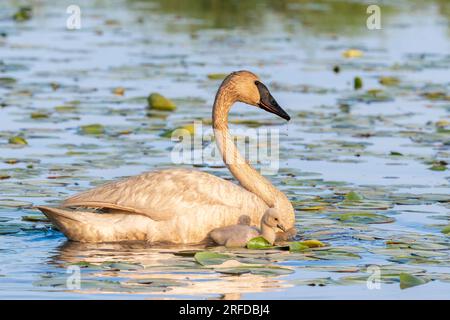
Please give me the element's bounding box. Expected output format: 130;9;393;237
209;208;286;248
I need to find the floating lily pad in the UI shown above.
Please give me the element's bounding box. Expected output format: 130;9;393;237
194;252;231;266
80;124;105;135
8;136;27;145
343;49;363;58
160;124;195;138
354;77;363;90
21;215;50;222
399;273;429;289
344;191;363;201
332;212;394;224
442;225;450;235
13;6;32;21
379;76;400;86
147;93;176;111
207;73;227;80
246;236;272;249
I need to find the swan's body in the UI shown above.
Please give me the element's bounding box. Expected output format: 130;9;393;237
209;208;285;248
37;71;295;244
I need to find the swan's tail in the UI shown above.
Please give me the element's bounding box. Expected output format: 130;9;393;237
35;206;149;242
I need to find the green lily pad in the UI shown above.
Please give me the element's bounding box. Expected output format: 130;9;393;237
13;6;32;22
80;124;105;135
207;73;227;80
399;273;429;289
289;242;309;252
147;93;176;111
332;212;394;224
160;124;195;138
379;76;400;86
21;215;50;222
194;252;231;266
30;112;49;119
354;77;363;90
8;136;28;145
246;236;273;249
0;199;33;208
102;262;144;271
441;225;450;235
344;191;363;201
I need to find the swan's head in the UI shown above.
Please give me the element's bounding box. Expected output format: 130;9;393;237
262;208;286;232
224;70;291;121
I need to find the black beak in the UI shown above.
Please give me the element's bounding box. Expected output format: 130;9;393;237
277;224;286;232
255;81;291;121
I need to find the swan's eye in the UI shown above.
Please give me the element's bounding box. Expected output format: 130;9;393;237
274;218;278;221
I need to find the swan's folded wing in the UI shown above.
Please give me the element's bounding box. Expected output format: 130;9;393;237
62;168;261;221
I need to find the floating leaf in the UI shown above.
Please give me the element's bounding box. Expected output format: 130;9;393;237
30;112;49;119
379;76;400;86
160;124;195;138
80;124;105;135
441;225;450;235
399;273;429;289
8;136;27;145
289;242;309;252
343;49;363;58
0;174;11;180
300;239;326;248
21;215;50;222
147;93;176;111
246;236;272;249
354;77;363;90
207;73;227;80
332;212;394;224
103;262;144;271
344;191;363;201
194;252;231;266
13;6;32;21
112;87;125;96
0;77;17;87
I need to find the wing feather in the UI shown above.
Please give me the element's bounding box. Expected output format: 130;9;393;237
62;168;264;221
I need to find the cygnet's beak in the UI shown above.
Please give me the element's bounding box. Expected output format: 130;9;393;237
277;224;286;232
255;81;291;121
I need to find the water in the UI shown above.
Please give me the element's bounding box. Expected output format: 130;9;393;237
0;0;449;299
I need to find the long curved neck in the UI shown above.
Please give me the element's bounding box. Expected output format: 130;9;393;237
212;83;292;212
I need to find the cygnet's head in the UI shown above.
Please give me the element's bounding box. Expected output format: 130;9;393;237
238;215;251;226
261;208;286;232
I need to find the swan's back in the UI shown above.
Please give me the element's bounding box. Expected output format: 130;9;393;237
62;168;267;221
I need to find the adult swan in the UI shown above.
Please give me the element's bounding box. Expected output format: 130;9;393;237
37;71;295;243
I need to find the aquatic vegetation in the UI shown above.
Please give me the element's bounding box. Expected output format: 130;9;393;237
147;93;177;111
0;0;448;299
